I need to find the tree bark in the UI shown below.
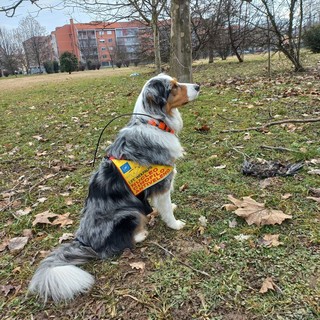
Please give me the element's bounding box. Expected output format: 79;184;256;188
152;21;162;74
208;49;214;63
170;0;193;82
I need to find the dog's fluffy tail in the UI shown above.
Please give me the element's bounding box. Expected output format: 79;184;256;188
28;241;98;302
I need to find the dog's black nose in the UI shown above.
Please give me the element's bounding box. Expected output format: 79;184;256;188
194;84;200;92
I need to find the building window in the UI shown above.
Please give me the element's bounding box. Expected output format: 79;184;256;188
99;31;104;36
99;39;105;43
101;47;106;51
102;54;107;59
107;30;112;35
109;46;113;50
116;29;123;37
108;38;112;43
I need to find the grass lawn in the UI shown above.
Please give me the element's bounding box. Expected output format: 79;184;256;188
0;53;319;319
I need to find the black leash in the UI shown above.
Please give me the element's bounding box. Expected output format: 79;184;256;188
92;112;162;168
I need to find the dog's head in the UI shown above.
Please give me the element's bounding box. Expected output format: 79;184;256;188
141;74;200;116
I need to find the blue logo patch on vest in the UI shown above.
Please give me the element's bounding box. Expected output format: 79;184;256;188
120;162;131;174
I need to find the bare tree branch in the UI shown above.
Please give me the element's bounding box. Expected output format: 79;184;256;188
221;118;320;133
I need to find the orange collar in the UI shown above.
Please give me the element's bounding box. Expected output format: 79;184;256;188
148;119;175;134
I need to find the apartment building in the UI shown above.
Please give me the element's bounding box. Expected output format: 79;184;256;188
23;35;54;73
51;19;148;67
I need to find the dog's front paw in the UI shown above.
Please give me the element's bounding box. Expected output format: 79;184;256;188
168;219;185;230
172;203;177;211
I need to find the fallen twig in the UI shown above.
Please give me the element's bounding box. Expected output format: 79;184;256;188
0;197;23;213
220;117;320;133
260;145;300;153
122;294;156;310
29;173;59;193
217;113;240;122
149;241;211;278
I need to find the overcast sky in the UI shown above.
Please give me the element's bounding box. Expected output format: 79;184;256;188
0;0;93;33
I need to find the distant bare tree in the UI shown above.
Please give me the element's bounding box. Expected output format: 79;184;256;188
14;29;28;71
191;0;258;63
223;0;256;63
191;0;226;63
128;0;167;72
0;27;20;74
18;16;49;72
247;0;306;71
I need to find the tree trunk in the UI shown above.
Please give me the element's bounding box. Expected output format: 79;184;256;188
208;49;214;63
232;47;244;63
208;41;214;63
282;47;305;72
170;0;193;82
152;22;162;74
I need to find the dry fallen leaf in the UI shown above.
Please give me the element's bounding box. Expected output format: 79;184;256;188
39;250;51;258
243;132;251;140
259;277;276;293
59;233;74;243
259;178;274;189
8;237;29;253
179;183;189;192
0;238;10;252
32;211;58;226
195;124;211;132
65;198;74;206
44;173;55;179
308;158;320;165
308;169;320;175
259;234;282;247
234;234;251;241
281;193;292;200
198;225;205;235
60;192;70;197
13;207;32;218
121;248;135;260
1;284;21;297
213;244;222;252
197;216;207;236
37;197;47;203
227;195;292;226
198;216;208;227
213;165;226;169
36;151;48;157
310;188;320;197
12;266;21;274
306;196;320;204
147;210;158;227
223;204;238;211
129;261;145;271
52;212;73;227
22;229;33;238
32;135;45;141
228;219;238;228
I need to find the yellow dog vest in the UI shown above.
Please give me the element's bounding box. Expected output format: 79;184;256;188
111;158;173;195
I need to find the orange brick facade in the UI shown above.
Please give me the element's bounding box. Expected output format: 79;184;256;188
51;19;148;66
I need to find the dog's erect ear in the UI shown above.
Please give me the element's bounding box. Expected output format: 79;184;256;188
144;79;169;108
